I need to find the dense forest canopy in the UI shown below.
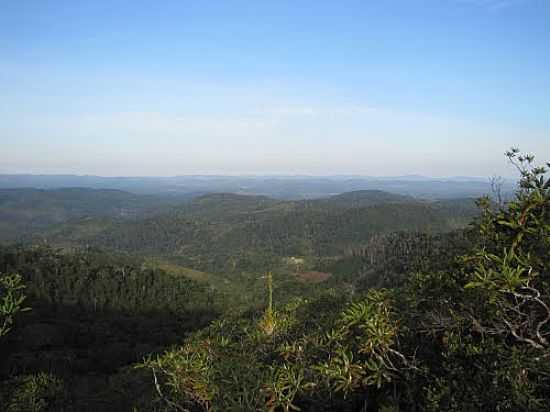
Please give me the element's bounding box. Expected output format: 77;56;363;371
1;188;479;276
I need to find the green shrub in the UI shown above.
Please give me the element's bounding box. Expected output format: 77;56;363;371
0;273;29;338
1;373;65;412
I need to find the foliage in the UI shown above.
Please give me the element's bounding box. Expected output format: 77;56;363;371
0;246;222;412
0;373;65;412
464;148;550;350
0;246;218;317
145;288;413;411
0;148;546;411
402;149;550;411
0;272;29;337
144;149;550;411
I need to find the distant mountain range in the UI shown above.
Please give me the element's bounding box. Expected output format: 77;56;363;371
0;174;516;200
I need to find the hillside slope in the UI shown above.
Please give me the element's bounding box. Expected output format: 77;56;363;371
31;191;479;273
0;188;188;241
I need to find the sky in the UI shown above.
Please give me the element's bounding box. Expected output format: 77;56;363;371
1;0;549;177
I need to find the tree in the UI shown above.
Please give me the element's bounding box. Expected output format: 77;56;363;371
405;148;550;411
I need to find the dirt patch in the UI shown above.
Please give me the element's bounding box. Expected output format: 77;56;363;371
297;271;331;283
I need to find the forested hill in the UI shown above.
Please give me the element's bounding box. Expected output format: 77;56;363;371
0;188;412;243
307;189;414;208
0;188;189;242
30;190;479;274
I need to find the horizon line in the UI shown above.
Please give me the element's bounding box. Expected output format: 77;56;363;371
0;172;518;181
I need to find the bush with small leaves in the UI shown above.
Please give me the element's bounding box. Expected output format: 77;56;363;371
0;273;29;338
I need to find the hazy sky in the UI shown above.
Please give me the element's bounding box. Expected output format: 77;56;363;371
1;0;549;177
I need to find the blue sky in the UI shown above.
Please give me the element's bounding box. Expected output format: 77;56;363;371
1;0;549;177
